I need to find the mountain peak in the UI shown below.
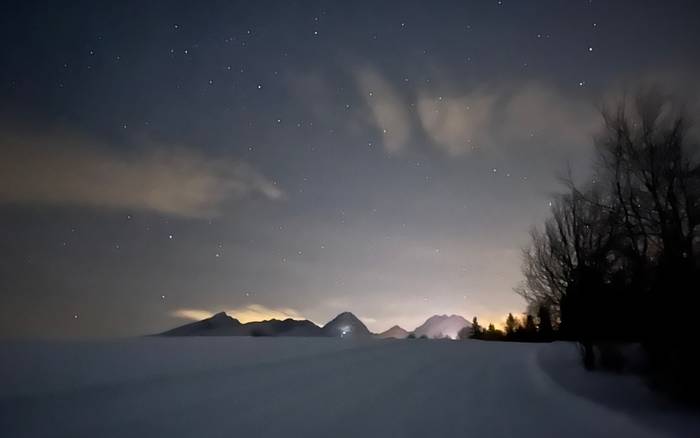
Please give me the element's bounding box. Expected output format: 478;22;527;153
159;310;241;336
412;314;470;339
378;325;409;339
322;312;371;338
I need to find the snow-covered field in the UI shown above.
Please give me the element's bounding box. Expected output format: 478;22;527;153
1;338;697;437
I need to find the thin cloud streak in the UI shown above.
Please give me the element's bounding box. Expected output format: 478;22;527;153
0;129;283;218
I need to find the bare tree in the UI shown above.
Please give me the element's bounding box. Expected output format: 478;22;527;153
516;186;619;324
596;89;700;331
518;87;700;387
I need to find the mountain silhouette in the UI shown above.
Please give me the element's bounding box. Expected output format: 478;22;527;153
377;325;409;339
245;319;323;337
160;312;244;336
321;312;372;338
412;314;470;339
160;312;323;337
159;311;374;338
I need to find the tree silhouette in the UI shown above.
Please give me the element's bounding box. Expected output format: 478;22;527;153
537;305;553;341
523;314;537;341
470;316;482;339
505;313;518;337
516;87;700;397
481;323;505;341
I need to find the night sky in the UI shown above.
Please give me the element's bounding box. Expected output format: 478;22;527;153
2;0;699;338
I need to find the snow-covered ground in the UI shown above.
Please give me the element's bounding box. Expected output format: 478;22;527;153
1;338;697;437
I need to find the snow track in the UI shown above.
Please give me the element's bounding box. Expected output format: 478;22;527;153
0;338;695;437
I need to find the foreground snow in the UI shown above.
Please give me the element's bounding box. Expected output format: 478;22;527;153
1;338;697;437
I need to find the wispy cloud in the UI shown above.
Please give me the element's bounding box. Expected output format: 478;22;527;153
0;128;283;218
296;65;698;160
354;67;411;154
171;304;305;323
349;66;598;157
417;82;597;157
417;88;498;156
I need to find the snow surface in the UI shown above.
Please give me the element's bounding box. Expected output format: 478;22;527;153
1;338;697;437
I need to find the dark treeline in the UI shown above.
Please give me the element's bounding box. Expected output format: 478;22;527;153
458;312;553;342
515;88;700;401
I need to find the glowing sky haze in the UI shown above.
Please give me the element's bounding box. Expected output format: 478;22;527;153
1;0;699;337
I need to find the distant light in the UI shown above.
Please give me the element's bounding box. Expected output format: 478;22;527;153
340;325;352;337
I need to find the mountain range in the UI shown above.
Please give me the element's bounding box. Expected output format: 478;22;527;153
160;312;326;337
159;311;470;339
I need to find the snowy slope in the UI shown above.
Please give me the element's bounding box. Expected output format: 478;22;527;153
1;338;697;438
